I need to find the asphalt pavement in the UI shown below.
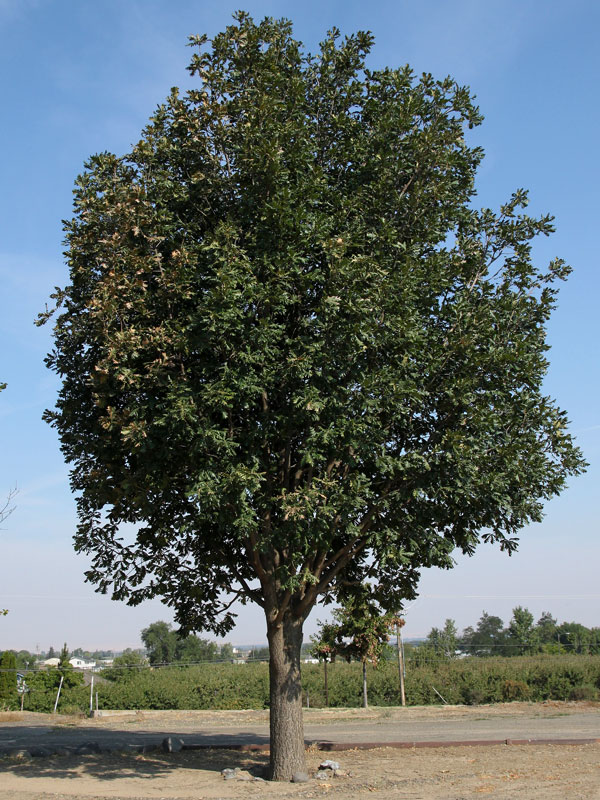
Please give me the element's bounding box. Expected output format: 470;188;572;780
0;705;598;756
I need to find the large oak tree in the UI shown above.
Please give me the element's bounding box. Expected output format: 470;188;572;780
41;13;585;779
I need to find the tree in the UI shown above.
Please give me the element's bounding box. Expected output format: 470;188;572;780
248;646;270;661
310;619;341;707
535;611;558;645
220;642;235;661
106;648;147;680
556;621;591;654
40;13;586;779
176;634;218;663
0;650;17;707
314;591;392;708
461;612;506;656
141;621;177;665
507;606;539;655
426;619;458;658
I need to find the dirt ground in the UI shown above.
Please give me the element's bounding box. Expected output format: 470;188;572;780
1;704;599;799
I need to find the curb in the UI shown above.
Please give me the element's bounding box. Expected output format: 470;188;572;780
181;737;600;753
2;737;598;760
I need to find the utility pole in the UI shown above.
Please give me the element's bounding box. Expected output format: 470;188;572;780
395;616;406;707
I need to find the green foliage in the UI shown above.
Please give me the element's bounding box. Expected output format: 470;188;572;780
314;592;393;667
426;619;459;658
0;651;17;707
460;612;506;655
21;666;85;712
458;608;600;657
506;606;539;655
41;12;585;645
310;621;340;663
220;643;234;661
142;621;177;665
58;642;72;673
18;655;600;713
568;685;598;701
104;649;147;680
247;647;270;661
141;620;221;665
16;651;37;669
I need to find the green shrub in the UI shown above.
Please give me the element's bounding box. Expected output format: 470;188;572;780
502;679;530;701
568;685;598;701
13;654;600;713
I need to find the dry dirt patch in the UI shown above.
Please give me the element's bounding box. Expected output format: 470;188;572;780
1;743;599;799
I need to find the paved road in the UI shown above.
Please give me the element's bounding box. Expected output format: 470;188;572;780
1;705;598;755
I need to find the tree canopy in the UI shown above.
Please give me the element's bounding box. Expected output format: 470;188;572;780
41;12;585;778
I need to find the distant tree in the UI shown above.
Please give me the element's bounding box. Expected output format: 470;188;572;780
58;643;71;666
589;628;600;655
176;635;218;663
311;619;342;707
220;643;235;661
556;622;591;654
91;650;115;660
535;611;558;645
248;647;270;661
461;612;506;656
507;606;539;655
319;591;392;708
426;619;458;658
14;651;36;670
47;646;56;660
0;651;17;706
106;649;147;680
141;621;177;665
310;621;340;663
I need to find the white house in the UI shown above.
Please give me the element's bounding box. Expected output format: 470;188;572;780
69;657;97;670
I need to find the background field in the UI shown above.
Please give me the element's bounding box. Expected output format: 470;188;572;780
12;654;600;714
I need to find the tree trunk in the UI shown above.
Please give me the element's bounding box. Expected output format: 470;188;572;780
267;613;306;781
362;659;368;708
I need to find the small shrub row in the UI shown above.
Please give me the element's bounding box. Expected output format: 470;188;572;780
15;654;600;713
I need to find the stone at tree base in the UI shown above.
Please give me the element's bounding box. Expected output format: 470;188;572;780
221;767;238;780
319;759;340;771
291;771;310;782
316;770;331;780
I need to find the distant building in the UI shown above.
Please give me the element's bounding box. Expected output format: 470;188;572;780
69;657;97;670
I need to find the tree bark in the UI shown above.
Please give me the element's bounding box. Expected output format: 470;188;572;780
267;613;306;780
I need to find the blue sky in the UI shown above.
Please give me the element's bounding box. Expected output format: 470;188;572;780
0;0;598;651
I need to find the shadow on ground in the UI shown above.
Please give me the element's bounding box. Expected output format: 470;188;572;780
0;747;271;784
0;721;271;750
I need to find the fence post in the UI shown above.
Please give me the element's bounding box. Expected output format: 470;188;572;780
53;675;64;714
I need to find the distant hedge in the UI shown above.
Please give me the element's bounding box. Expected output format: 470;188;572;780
11;654;600;713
